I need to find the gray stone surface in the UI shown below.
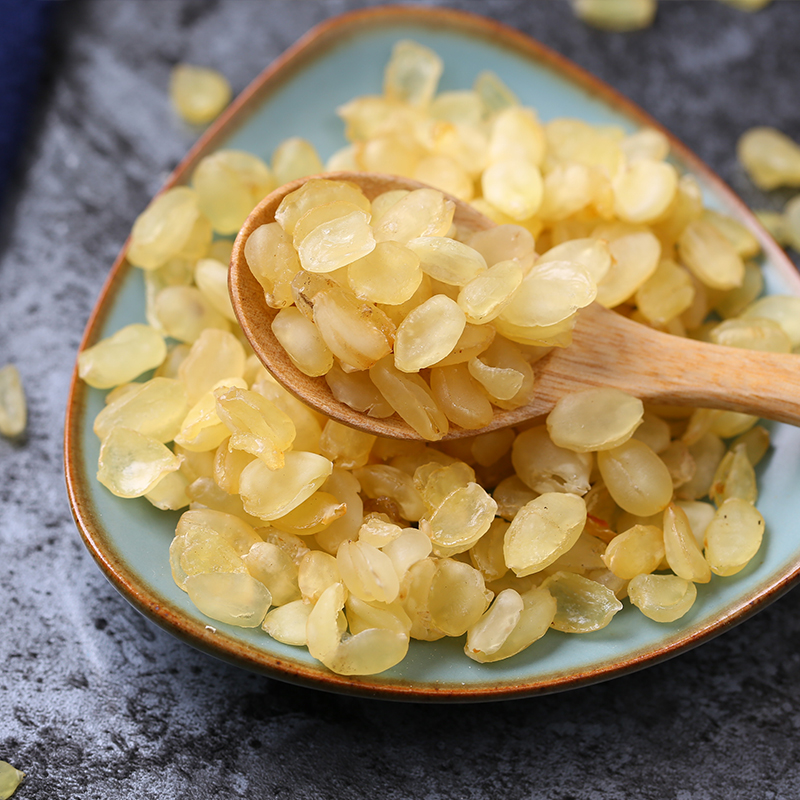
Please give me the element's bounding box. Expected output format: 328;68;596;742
2;1;800;798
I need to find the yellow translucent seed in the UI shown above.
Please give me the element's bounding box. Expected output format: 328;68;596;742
345;595;412;637
297;209;376;273
242;542;301;606
413;154;473;200
737;127;800;190
663;502;711;583
319;420;375;469
298;551;342;603
153;285;230;343
347;240;423;305
271;306;334;377
406;236;488;286
145;469;191;511
325;363;395;418
488;106;546;167
504;493;587;577
512;425;593;495
193;258;237;322
337;540;400;603
432;323;495;368
632;411;671;453
170;63;231;125
597;439;674;517
97;427;182;498
709;444;757;507
372;188;455;244
384;39;443;108
370;357;450;441
704;497;765;576
0;762;25;799
457;260;524;324
425;482;498;556
602;524;664;580
394;295;466;372
710;317;791;353
358;515;404;548
178;328;246;404
193;150;276;234
628;573;697;623
538;238;612;285
215;386;296;468
94;377;188;443
262;599;312;646
713;262;762;320
429;364;494;431
465;588;524;657
678;220;745;291
542;571;623;633
621;128;670;163
493;475;537;521
481;159;544;221
428;559;491;636
174;378;247;453
595;231;661;309
78;324;167;389
295;276;395;372
0;364;26;438
276;179;371;236
270;491;346;537
466;586;557;663
613;159;678;224
271;137;325;185
635;259;695;326
185;572;271;628
239;451;333;521
353;463;426;522
547;388;644;453
571;0;656;30
739;295;800;348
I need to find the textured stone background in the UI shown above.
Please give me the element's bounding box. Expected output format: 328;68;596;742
2;1;800;798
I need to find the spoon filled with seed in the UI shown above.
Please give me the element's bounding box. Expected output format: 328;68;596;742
229;172;800;442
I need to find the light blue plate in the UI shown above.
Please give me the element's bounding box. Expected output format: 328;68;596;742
65;6;800;701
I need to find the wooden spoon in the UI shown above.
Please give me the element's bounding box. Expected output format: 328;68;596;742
230;172;800;441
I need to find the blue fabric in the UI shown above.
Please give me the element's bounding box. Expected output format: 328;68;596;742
0;0;55;204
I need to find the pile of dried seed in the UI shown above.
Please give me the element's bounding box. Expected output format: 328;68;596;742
79;40;797;675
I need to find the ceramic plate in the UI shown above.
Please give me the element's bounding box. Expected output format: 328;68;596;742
65;6;800;701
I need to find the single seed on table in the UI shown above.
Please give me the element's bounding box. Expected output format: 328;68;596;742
170;63;231;125
0;364;27;438
570;0;657;31
0;760;25;800
737;126;800;190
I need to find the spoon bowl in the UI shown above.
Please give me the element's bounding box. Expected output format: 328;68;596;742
230;171;800;440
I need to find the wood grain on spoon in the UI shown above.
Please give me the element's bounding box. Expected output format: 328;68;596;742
230;172;800;440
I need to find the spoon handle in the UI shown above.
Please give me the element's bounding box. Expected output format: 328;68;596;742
536;304;800;426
